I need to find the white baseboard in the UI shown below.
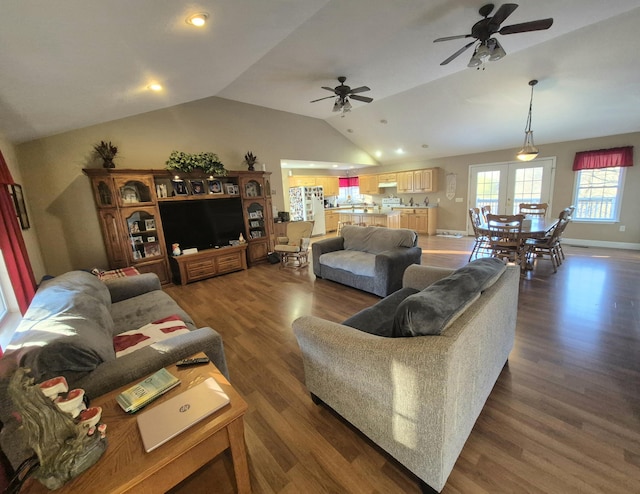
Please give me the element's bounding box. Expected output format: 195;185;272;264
436;229;468;237
562;238;640;251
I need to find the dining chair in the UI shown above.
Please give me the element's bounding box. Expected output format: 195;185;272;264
554;209;573;261
519;203;548;217
481;205;491;222
524;218;565;273
468;208;490;261
486;214;526;266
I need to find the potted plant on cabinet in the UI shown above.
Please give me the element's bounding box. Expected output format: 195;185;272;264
243;152;257;171
165;151;227;176
93;140;118;168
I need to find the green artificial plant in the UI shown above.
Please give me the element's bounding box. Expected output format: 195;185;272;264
165;151;227;176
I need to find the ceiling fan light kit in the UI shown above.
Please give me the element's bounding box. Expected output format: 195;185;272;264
516;79;539;161
311;76;373;114
435;3;553;68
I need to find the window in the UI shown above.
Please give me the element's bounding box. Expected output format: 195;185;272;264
573;167;625;222
0;250;21;353
338;177;360;204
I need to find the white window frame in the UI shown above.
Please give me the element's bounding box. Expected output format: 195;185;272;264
0;249;22;351
572;167;626;223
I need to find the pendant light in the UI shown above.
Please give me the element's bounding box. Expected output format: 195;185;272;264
517;79;539;161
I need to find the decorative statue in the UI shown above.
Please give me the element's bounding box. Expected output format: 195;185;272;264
7;368;108;490
172;243;182;256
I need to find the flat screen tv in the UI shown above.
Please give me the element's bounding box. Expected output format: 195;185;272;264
159;198;246;252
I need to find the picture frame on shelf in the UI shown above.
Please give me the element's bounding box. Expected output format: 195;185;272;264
144;242;161;257
133;250;142;260
10;184;30;230
129;221;140;233
189;180;205;195
171;179;188;196
130;235;143;244
144;219;156;231
208;179;223;194
248;211;259;219
250;220;261;228
147;236;156;242
224;183;237;195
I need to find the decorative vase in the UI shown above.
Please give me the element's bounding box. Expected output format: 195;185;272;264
102;159;115;169
247;163;255;171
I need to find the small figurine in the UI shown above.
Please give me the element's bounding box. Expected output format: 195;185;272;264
239;233;246;243
172;243;181;256
409;197;414;206
424;196;429;206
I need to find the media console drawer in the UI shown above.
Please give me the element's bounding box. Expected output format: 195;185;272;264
171;244;248;285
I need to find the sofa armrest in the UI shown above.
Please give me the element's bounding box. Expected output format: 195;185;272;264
402;264;455;291
372;246;423;296
76;327;229;399
103;273;162;303
312;236;344;275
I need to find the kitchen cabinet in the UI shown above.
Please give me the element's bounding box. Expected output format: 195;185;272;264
324;211;339;232
315;176;339;196
377;173;397;185
289;176;317;187
393;208;438;235
359;175;380;195
396;168;438;193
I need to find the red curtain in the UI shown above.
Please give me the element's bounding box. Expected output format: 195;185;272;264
0;149;36;317
572;146;634;171
339;177;359;187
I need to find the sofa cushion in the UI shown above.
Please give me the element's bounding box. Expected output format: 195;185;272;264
343;287;419;337
319;250;377;277
342;225;416;254
392;258;506;337
111;290;196;333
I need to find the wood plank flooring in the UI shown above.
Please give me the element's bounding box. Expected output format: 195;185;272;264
165;235;640;494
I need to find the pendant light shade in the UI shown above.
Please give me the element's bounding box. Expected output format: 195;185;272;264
516;80;539;161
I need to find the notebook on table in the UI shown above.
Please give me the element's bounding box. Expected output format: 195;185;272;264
136;377;230;453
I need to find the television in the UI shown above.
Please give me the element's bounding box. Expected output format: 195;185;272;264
159;198;246;252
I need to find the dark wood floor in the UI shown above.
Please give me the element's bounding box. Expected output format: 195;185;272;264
166;235;640;494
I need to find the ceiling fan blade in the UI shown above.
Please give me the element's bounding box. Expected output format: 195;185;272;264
499;18;553;35
321;86;336;92
434;34;472;42
489;3;518;28
349;86;370;94
349;94;373;103
310;95;336;103
440;41;475;65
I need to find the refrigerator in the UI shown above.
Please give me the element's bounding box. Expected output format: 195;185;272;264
289;186;326;236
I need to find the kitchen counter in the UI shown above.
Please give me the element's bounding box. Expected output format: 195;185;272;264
341;209;401;215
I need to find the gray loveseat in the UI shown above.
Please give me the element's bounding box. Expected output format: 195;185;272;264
312;225;422;297
0;270;228;469
293;259;519;492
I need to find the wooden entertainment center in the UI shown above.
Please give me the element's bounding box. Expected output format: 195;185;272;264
84;168;274;285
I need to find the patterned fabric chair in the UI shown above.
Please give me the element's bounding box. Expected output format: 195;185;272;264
274;221;314;268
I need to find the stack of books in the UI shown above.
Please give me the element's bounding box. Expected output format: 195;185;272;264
116;368;181;413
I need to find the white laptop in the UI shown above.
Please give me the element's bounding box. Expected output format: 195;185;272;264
137;377;230;453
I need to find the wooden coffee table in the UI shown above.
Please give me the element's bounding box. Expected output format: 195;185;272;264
23;354;250;494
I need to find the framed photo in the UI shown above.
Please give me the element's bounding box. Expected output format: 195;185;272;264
144;219;156;231
232;185;240;195
10;184;30;230
171;179;188;196
224;183;237;195
208;179;223;194
248;211;259;219
144;242;161;258
250;220;261;228
129;221;140;233
189;179;205;195
147;236;156;242
130;235;143;244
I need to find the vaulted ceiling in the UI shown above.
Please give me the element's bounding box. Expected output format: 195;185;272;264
1;1;639;165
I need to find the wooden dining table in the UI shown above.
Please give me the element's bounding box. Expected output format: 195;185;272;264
478;216;557;240
478;216;558;271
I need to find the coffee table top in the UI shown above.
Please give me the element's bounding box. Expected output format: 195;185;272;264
23;354;248;493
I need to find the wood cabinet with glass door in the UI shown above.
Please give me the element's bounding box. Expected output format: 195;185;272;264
239;172;273;264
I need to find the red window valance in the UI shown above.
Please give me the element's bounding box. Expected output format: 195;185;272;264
339;177;359;187
572;146;633;171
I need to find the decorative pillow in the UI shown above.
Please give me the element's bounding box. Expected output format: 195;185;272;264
342;287;419;337
113;315;189;357
92;267;141;281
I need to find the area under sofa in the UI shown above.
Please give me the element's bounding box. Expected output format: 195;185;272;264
293;258;519;492
0;270;228;470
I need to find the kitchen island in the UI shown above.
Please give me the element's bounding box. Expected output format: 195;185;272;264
337;209;401;228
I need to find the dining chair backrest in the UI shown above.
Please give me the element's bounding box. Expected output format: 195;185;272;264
519;203;548;217
486;214;525;241
481;205;491;222
469;208;482;233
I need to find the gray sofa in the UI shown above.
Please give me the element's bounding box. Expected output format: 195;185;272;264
293;259;520;492
312;225;422;297
0;270;228;469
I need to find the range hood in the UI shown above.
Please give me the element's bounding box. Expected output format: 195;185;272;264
378;181;397;188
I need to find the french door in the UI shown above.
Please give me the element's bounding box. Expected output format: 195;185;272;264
468;158;555;233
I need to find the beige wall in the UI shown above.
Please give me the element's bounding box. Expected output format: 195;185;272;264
354;132;640;247
15;96;376;275
0;133;46;281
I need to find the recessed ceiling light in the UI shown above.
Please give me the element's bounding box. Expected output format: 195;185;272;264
186;13;209;27
147;83;163;91
375;151;382;158
332;164;339;168
309;163;315;167
396;148;405;154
